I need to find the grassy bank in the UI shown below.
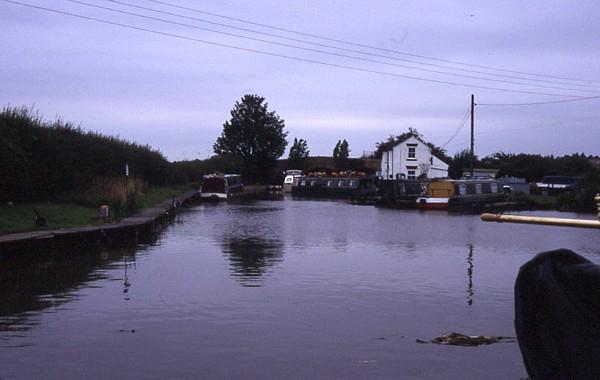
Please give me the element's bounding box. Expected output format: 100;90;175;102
0;183;197;235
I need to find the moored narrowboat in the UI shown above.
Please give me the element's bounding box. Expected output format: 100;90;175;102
200;174;244;200
291;175;379;200
416;179;506;210
377;179;429;207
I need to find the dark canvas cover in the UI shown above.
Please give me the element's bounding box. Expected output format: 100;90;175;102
515;249;600;380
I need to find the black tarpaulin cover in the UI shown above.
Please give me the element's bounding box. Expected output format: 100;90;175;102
515;249;600;380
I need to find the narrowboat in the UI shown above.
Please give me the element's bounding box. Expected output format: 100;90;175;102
377;179;429;207
200;174;243;200
291;176;379;200
416;179;506;210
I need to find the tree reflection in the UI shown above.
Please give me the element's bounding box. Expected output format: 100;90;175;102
221;236;283;287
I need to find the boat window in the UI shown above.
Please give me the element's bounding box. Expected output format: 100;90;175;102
338;180;344;187
327;180;333;187
457;184;466;195
482;183;492;193
349;180;355;187
467;184;476;195
491;183;498;193
310;180;317;186
300;180;306;186
475;183;483;194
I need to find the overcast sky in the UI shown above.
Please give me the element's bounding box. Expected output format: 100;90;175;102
2;0;600;161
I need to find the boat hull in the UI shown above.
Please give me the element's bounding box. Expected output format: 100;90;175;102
416;197;449;210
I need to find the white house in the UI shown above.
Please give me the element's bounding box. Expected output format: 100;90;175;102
379;135;449;179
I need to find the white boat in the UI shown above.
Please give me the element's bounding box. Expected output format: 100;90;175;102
282;170;303;193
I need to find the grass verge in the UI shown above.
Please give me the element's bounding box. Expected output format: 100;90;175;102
0;183;197;235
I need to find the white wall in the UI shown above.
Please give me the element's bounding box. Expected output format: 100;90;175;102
379;136;448;179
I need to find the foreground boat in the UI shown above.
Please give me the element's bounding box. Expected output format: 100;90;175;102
200;174;243;200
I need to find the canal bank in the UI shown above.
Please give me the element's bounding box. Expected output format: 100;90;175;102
0;190;200;260
0;185;271;260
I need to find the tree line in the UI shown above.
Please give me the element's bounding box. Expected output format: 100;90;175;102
4;96;598;208
0;106;176;202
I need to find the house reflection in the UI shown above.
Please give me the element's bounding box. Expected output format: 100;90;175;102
221;236;284;287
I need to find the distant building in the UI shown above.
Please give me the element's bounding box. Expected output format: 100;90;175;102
379;135;448;179
461;168;499;179
498;176;530;194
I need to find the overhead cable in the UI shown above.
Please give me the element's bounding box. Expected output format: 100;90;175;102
478;94;600;106
442;109;471;147
58;0;598;94
104;0;600;90
0;0;594;98
143;0;600;84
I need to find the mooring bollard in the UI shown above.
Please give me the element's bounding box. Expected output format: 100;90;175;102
99;205;109;220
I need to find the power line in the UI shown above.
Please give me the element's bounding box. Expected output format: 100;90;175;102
104;0;600;91
442;109;471;147
57;0;598;95
144;0;600;85
478;94;600;106
4;0;592;98
474;116;600;135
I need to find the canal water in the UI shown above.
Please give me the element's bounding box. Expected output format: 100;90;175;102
2;198;600;379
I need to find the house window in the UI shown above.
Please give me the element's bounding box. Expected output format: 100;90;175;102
407;144;417;160
406;166;417;180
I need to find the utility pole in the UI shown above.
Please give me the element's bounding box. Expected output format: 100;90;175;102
470;94;475;178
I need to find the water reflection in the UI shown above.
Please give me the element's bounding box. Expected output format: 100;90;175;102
467;244;475;306
221;237;284;287
122;255;135;301
0;246;143;343
218;203;285;287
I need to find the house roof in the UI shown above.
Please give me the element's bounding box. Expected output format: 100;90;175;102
383;133;448;163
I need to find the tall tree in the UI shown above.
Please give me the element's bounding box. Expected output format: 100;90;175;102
213;95;288;182
333;139;350;170
287;137;310;170
448;149;478;179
